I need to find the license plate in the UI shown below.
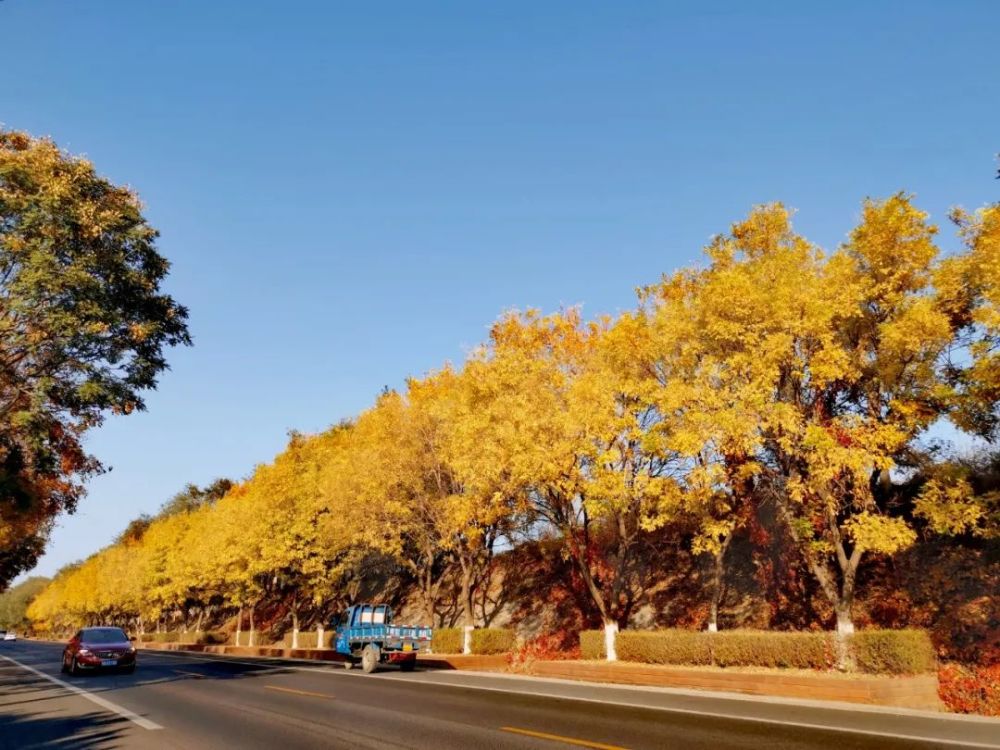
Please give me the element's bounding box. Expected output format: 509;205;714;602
101;659;117;666
402;643;412;652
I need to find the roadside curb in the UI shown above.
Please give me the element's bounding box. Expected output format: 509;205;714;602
135;641;507;671
525;659;943;711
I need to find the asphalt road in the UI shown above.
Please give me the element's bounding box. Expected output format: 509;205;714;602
1;640;997;750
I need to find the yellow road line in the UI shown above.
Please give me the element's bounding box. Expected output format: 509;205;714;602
173;670;204;679
264;685;335;699
499;726;627;750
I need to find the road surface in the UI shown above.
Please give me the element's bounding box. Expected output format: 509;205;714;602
1;640;997;749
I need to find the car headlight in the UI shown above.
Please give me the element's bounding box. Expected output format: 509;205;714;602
128;646;136;654
78;649;91;656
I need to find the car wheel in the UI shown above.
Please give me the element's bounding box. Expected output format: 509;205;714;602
70;657;80;676
60;655;68;674
361;645;379;674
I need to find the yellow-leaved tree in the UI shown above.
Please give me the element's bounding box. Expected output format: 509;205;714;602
647;197;961;656
467;309;682;660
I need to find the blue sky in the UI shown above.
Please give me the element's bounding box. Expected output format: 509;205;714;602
2;0;998;580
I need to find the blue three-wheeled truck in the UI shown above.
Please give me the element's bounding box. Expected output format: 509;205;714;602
333;603;432;673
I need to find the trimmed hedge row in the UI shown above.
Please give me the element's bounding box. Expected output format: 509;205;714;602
579;628;936;674
149;631;227;645
432;627;516;654
471;628;516;655
281;631;335;650
580;630;606;660
432;627;462;653
851;629;936;675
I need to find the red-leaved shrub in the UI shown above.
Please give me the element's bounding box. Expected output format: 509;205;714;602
508;631;580;671
938;663;1000;716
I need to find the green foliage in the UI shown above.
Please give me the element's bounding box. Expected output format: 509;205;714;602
470;628;515;654
0;576;49;629
432;627;462;654
158;480;234;519
617;629;713;666
851;629;936;675
580;630;606;660
0;129;190;586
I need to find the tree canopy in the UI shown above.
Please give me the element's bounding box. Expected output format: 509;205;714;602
25;191;1000;661
0;130;191;586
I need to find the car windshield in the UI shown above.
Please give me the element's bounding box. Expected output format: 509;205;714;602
83;628;128;644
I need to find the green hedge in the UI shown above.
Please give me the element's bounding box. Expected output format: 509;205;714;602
851;629;936;675
578;628;935;674
711;631;834;670
431;627;515;654
471;628;515;655
432;627;462;654
281;630;335;650
619;629;713;666
580;630;606;660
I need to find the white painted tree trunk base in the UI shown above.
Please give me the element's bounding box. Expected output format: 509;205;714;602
463;626;474;655
603;622;618;662
317;624;325;650
707;622;718;633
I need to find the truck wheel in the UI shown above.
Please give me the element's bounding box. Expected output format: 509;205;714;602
361;645;379;674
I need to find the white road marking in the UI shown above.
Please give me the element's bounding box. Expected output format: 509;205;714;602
0;653;163;730
131;648;1000;748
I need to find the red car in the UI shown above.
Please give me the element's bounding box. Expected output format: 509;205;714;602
61;626;137;675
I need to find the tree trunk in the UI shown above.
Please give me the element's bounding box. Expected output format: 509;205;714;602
565;525;619;661
291;609;300;650
248;605;256;647
603;619;619;662
235;606;243;647
777;495;860;669
707;537;730;633
195;608;204;634
459;559;475;655
316;621;325;650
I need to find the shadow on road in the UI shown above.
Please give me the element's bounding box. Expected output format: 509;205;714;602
0;710;128;750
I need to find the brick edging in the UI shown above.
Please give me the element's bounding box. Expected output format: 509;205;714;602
527;660;943;711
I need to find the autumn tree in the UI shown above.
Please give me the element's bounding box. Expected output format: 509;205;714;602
0;575;48;630
646;198;967;657
0;130;191;586
468;310;681;660
415;368;516;652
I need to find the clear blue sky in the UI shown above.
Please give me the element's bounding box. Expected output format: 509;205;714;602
3;0;997;581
